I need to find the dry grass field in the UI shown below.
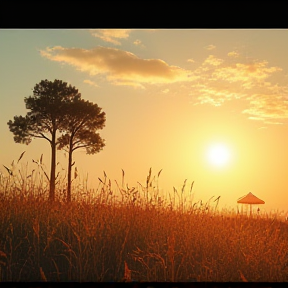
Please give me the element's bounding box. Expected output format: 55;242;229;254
0;159;287;282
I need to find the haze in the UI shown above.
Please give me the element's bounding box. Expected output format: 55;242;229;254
1;29;287;213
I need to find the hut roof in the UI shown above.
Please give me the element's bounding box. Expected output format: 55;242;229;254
237;192;265;205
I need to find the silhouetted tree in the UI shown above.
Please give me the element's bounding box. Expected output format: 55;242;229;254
7;79;81;201
57;98;106;202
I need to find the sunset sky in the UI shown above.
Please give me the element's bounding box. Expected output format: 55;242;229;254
1;29;288;212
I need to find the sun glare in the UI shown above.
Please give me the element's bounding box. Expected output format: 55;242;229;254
206;143;231;168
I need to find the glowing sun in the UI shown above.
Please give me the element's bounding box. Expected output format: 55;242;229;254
206;143;231;167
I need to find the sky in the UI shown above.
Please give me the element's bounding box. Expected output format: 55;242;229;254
0;29;288;212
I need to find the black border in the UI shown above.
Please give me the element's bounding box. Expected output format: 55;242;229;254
1;1;287;29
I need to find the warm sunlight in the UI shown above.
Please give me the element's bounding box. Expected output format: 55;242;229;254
206;143;231;168
1;28;288;283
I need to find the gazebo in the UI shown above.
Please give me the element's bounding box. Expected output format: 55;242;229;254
237;192;265;216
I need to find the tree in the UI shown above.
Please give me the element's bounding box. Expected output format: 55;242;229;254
7;79;81;201
57;98;106;202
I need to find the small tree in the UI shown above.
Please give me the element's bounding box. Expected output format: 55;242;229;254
7;79;81;201
57;98;106;202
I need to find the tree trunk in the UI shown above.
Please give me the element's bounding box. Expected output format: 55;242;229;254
67;148;73;202
49;131;56;202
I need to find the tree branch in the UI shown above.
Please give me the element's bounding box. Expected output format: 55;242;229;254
73;139;82;146
72;144;88;151
39;133;52;143
30;133;52;143
72;116;89;136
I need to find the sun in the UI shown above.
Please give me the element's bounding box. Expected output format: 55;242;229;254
206;143;231;168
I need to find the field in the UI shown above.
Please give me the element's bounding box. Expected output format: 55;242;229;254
0;160;288;282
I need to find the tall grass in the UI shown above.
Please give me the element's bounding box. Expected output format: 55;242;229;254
0;155;288;282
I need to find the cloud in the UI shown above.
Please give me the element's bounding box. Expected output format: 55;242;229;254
205;44;216;51
40;45;288;123
191;55;282;93
242;91;288;122
192;86;247;106
264;121;283;125
83;79;99;88
90;29;131;45
133;39;146;49
212;61;282;90
187;58;195;63
227;51;240;58
248;116;265;121
40;46;193;88
203;55;224;66
188;54;288;123
133;39;142;46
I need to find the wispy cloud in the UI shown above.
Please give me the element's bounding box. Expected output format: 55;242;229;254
242;91;288;123
133;39;145;48
213;61;282;88
83;79;99;88
40;46;193;88
227;51;240;58
205;44;216;51
162;88;170;94
191;85;247;107
187;58;195;63
40;44;288;123
90;29;132;45
203;55;224;66
188;54;288;122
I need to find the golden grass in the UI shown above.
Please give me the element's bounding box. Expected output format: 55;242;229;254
0;158;288;282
